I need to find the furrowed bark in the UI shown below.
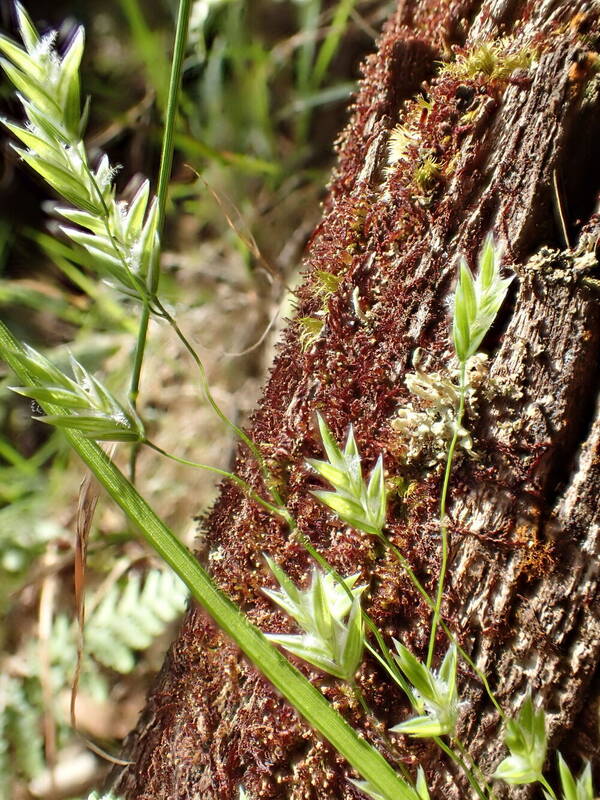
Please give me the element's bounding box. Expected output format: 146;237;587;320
113;1;600;797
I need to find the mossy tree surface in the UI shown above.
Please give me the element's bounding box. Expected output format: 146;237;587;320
113;1;600;797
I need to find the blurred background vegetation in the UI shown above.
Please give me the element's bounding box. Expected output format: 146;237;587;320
0;0;392;797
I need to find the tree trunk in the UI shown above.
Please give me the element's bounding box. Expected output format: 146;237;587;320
112;1;600;797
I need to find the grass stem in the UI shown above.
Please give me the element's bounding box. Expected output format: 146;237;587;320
435;736;488;800
453;736;495;799
427;360;467;668
152;299;275;487
350;681;371;715
378;537;504;718
129;0;193;477
146;440;286;520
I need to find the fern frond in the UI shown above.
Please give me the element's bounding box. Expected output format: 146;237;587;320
0;497;66;609
85;569;189;673
0;674;45;782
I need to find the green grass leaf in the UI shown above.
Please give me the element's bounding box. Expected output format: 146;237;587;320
10;385;91;409
309;414;387;537
0;34;42;79
57;26;84;136
391;643;459;738
3;121;61;162
0;58;62;119
391;714;447;738
16;148;98;212
263;562;365;682
415;767;431;800
555;754;594;800
392;642;434;700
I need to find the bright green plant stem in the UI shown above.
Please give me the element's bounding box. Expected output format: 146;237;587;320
540;777;558;800
145;440;286;520
129;0;192;477
312;0;357;88
427;360;467;669
382;535;503;717
453;737;496;800
0;435;36;473
153;0;193;279
152;299;274;487
0;320;411;800
435;737;487;800
276;506;491;799
290;506;504;738
119;0;169;111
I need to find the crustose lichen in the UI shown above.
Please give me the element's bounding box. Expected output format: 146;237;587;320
391;349;488;466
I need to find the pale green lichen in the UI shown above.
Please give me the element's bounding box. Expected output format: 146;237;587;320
391;350;488;466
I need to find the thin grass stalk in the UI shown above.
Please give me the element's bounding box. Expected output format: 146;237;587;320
312;0;357;89
427;360;467;669
118;0;169;111
152;299;277;492
129;0;193;477
295;526;495;799
145;441;287;519
294;0;322;144
153;0;194;279
453;737;496;800
435;736;488;800
380;538;504;718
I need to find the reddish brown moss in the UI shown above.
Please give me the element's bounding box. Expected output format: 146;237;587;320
115;2;600;798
